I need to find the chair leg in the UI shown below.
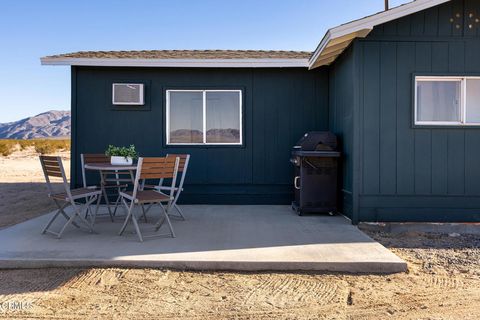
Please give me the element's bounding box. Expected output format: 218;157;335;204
42;210;61;234
43;197;97;238
118;199;143;242
173;204;186;221
57;201;91;238
42;201;77;235
140;204;148;222
84;196;95;220
57;209;79;239
71;199;97;231
90;195;102;226
155;203;175;238
102;186;114;222
118;198;134;236
131;211;143;242
54;200;80;228
112;193;122;219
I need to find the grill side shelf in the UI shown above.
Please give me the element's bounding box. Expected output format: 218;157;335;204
291;151;341;157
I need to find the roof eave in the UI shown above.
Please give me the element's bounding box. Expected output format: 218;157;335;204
40;57;310;68
308;0;452;69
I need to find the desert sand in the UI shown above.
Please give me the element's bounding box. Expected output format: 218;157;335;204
0;148;479;319
0;147;70;228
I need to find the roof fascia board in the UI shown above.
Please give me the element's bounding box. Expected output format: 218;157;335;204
40;57;309;68
309;0;452;68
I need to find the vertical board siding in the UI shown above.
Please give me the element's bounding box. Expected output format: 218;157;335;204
430;42;450;195
465;0;480;37
465;131;480;195
362;42;381;194
431;131;449;194
369;0;480;40
395;42;416;195
329;47;356;218
414;43;432;195
379;42;397;195
74;67;329;204
447;131;466;195
356;0;480;221
359;40;480;197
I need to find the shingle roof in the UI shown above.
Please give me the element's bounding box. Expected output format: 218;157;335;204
45;50;312;60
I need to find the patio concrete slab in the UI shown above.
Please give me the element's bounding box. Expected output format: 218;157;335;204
0;205;407;273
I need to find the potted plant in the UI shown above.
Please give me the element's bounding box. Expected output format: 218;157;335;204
105;144;138;165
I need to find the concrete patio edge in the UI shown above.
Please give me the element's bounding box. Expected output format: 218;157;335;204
0;205;408;274
0;258;407;274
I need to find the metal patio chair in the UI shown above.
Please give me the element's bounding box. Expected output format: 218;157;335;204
81;153;132;222
118;156;180;242
39;156;101;238
153;154;190;220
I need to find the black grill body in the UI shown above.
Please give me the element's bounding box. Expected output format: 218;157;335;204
290;132;340;215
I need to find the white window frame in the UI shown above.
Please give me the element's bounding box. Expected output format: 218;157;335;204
414;76;480;126
166;89;243;145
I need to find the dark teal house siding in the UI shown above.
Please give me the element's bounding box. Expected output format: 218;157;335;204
328;46;358;221
335;0;480;222
72;67;329;204
69;0;480;222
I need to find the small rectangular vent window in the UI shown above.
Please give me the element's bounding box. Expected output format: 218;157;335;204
112;83;144;105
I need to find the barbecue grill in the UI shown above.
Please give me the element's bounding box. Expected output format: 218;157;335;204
290;132;340;215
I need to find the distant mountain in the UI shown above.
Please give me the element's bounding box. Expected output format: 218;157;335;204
206;128;240;143
0;110;71;139
170;128;240;143
170;129;203;143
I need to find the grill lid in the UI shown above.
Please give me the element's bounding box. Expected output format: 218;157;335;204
294;131;337;151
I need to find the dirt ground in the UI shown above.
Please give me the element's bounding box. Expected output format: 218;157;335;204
0;147;70;228
0;149;479;319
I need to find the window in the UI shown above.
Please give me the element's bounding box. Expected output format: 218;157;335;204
415;76;480;126
166;90;242;145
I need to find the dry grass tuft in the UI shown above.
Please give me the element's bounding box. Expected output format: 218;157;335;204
0;139;70;156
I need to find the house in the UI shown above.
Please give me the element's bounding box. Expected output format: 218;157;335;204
41;0;480;223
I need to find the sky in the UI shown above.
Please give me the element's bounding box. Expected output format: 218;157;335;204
0;0;410;123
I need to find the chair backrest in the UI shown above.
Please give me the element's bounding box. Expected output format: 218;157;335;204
80;154;109;187
166;154;190;192
133;157;180;200
39;156;69;196
166;154;190;173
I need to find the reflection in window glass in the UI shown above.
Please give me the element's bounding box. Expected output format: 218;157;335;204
416;81;461;122
168;91;203;143
206;92;241;143
466;79;480;123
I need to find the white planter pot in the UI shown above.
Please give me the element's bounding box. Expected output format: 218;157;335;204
110;156;133;165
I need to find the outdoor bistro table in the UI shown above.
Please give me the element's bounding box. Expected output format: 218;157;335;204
84;163;137;220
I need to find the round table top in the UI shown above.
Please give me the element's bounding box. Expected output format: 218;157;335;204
84;163;137;171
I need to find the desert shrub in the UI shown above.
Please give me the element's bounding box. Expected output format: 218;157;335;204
34;141;56;155
54;139;71;151
32;139;71;155
0;140;17;156
18;139;34;150
0;139;71;156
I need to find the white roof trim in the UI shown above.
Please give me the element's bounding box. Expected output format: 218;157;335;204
40;57;309;68
309;0;452;69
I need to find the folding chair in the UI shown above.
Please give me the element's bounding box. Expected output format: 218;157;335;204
118;157;180;242
81;154;131;222
39;156;101;239
153;154;190;220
